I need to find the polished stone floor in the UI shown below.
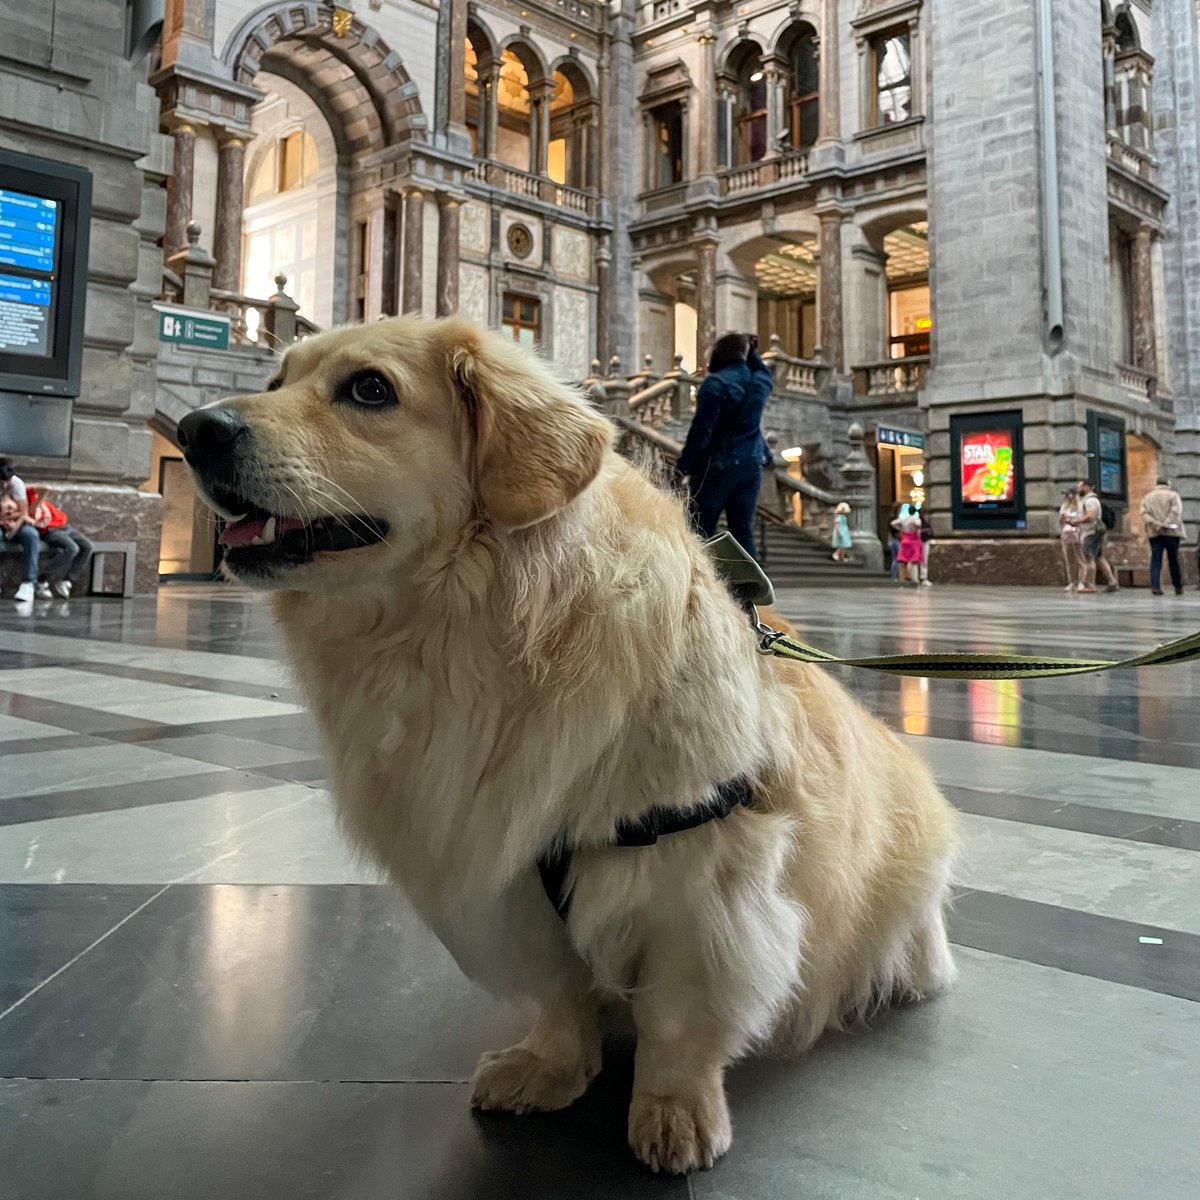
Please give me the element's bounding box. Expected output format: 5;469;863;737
1;584;1197;1199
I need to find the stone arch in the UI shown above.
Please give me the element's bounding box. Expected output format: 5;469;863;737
223;2;427;155
549;55;597;100
467;14;499;60
499;37;550;88
1114;6;1139;51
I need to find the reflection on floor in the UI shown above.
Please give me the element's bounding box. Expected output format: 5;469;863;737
1;584;1198;1199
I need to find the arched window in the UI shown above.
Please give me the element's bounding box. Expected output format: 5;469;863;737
730;44;768;164
782;24;820;150
1115;11;1138;52
548;64;594;189
495;48;534;172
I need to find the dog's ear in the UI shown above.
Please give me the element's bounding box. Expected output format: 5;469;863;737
439;319;612;530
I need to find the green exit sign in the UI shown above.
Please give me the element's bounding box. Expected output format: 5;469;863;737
155;304;230;350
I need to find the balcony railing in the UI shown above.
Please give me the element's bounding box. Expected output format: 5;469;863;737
719;151;810;196
467;161;596;215
1106;136;1160;185
1117;362;1156;400
852;355;930;398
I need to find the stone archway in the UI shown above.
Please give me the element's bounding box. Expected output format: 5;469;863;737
224;3;427;154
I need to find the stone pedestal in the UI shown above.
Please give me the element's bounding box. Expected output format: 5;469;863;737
840;422;884;571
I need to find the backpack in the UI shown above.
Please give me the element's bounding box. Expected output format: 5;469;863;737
1098;502;1119;533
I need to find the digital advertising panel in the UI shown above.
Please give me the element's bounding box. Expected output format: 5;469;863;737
950;411;1026;530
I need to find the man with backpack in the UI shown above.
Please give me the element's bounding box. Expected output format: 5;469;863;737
1074;479;1119;594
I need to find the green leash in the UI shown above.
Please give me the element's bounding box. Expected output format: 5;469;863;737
702;531;1200;682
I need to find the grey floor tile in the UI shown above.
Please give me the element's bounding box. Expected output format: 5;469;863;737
695;948;1200;1200
0;883;528;1082
0;1069;681;1200
0;884;154;1011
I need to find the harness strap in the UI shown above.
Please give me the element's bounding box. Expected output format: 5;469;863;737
536;776;754;921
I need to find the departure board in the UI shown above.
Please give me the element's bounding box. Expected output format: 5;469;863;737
0;188;60;357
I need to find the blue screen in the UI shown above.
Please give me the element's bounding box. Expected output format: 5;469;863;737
0;188;59;356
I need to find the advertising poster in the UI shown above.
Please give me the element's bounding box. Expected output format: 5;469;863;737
960;430;1016;504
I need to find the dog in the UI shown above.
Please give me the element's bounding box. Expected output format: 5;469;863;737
179;316;958;1175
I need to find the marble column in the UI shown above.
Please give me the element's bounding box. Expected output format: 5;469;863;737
402;187;425;315
531;82;553;176
696;236;719;370
481;59;500;161
436;194;461;317
1102;33;1119;135
164;121;198;256
818;210;845;371
1132;224;1158;377
696;32;718;180
448;0;468;134
212;134;246;293
817;0;841;144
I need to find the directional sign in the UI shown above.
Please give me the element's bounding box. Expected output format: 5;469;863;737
155;304;230;351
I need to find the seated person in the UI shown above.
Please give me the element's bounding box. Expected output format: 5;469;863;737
26;489;94;599
0;495;44;604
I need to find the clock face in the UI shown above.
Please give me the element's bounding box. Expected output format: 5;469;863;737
506;223;533;259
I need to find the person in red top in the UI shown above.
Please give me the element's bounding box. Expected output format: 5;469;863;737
26;489;94;599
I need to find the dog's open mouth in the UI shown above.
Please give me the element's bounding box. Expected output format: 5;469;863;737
208;484;389;568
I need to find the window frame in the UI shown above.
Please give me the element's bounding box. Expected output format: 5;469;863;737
786;30;821;151
651;101;685;188
501;292;541;347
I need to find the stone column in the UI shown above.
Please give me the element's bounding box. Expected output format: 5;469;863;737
818;210;845;371
764;59;785;157
1103;31;1119;135
1132;223;1158;377
436;194;461;317
817;0;841;144
596;235;612;364
164;120;198;256
212;133;246;293
696;31;719;180
401;187;425;315
531;82;553;176
696;235;719;370
481;58;500;160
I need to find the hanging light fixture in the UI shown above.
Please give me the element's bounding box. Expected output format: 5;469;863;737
332;5;354;38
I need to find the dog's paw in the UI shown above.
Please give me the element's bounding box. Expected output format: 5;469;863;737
628;1089;732;1175
470;1046;595;1114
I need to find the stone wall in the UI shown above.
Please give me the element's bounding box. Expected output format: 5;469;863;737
0;0;168;590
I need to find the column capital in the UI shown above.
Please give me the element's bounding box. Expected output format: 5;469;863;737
436;192;464;210
401;185;427;200
168;118;201;136
217;132;249;150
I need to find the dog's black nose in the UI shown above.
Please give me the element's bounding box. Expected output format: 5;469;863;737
177;408;248;472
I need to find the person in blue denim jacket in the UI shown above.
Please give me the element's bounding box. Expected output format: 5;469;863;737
675;332;774;559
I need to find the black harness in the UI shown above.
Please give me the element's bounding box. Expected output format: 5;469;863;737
536;776;755;920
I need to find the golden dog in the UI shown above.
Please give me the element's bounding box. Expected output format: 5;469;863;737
179;316;957;1175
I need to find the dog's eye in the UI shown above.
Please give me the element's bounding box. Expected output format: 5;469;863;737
341;370;396;409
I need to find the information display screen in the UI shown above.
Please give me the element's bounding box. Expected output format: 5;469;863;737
0;151;90;403
0;189;60;357
959;430;1016;504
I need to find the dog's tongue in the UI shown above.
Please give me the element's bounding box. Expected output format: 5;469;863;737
219;514;306;548
220;516;268;548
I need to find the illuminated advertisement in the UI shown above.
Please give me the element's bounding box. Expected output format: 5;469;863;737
950;411;1026;530
959;430;1016;504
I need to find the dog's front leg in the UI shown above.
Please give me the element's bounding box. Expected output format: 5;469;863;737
626;970;739;1176
470;989;602;1113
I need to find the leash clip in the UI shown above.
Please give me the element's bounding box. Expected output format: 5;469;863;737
751;609;784;655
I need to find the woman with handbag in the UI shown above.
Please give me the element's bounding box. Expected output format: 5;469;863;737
1058;488;1085;592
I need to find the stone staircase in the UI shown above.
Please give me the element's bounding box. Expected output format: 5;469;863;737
753;519;888;589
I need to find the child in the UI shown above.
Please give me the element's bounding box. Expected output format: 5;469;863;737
892;503;924;586
831;502;853;563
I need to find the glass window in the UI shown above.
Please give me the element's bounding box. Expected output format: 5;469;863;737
652;104;684;188
736;62;769;163
278;131;319;193
502;293;540;347
787;30;820;149
872;31;912;126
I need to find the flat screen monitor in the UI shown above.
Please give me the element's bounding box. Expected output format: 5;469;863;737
950;410;1027;530
0;150;91;398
